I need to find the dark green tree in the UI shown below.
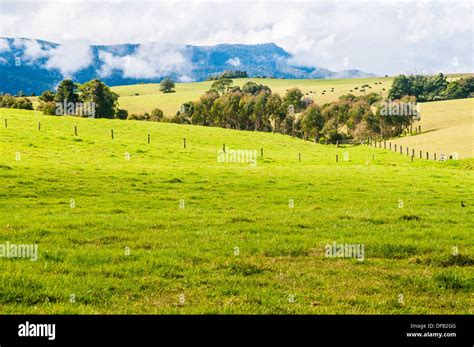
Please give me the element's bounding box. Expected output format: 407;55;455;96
150;108;164;121
54;79;79;104
210;78;233;94
39;90;55;103
301;104;324;142
283;88;304;112
79;79;118;118
160;78;176;93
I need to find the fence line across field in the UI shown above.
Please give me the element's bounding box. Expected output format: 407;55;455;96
1;117;456;163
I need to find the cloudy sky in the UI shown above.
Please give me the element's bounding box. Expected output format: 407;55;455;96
0;0;472;76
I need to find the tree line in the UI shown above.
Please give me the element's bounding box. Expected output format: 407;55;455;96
0;94;33;110
2;73;472;144
389;73;474;102
166;79;420;143
207;70;248;80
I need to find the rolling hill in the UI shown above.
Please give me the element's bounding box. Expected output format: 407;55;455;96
392;98;474;159
0;107;472;314
26;76;473;159
110;77;393;116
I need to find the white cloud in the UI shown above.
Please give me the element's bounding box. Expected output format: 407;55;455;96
0;38;10;52
44;42;93;77
98;43;192;79
12;38;49;62
178;75;194;82
0;0;471;75
226;57;241;67
2;38;92;76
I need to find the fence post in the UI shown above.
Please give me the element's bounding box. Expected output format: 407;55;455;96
389;142;391;150
183;138;186;148
419;150;422;159
395;144;397;152
434;153;436;161
384;141;386;149
299;153;301;162
223;143;225;152
148;134;150;144
4;119;7;128
74;125;78;136
336;154;338;163
261;148;263;157
111;129;114;139
426;152;429;160
400;145;402;154
38;122;41;131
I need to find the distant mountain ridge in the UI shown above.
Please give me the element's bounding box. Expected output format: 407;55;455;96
0;38;374;95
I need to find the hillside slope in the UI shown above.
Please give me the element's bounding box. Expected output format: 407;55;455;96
0;108;472;314
111;77;394;116
392;98;474;159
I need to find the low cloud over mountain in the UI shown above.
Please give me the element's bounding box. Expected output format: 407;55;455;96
0;38;373;95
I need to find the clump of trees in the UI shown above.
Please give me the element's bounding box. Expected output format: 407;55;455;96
208;70;248;80
168;78;403;143
160;78;175;93
174;79;305;132
37;79;126;118
0;94;33;110
127;108;165;122
389;73;474;101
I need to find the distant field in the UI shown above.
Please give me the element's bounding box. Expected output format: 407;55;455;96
0;107;473;314
392;98;474;159
25;76;473;161
112;77;394;116
114;77;473;159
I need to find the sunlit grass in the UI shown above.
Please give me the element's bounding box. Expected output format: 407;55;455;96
0;107;472;314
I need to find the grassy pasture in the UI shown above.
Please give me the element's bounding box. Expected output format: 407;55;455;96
111;77;473;160
0;107;472;314
27;76;473;159
392;98;474;159
112;77;394;116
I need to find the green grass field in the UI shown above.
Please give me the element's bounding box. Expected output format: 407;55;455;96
0;107;472;314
